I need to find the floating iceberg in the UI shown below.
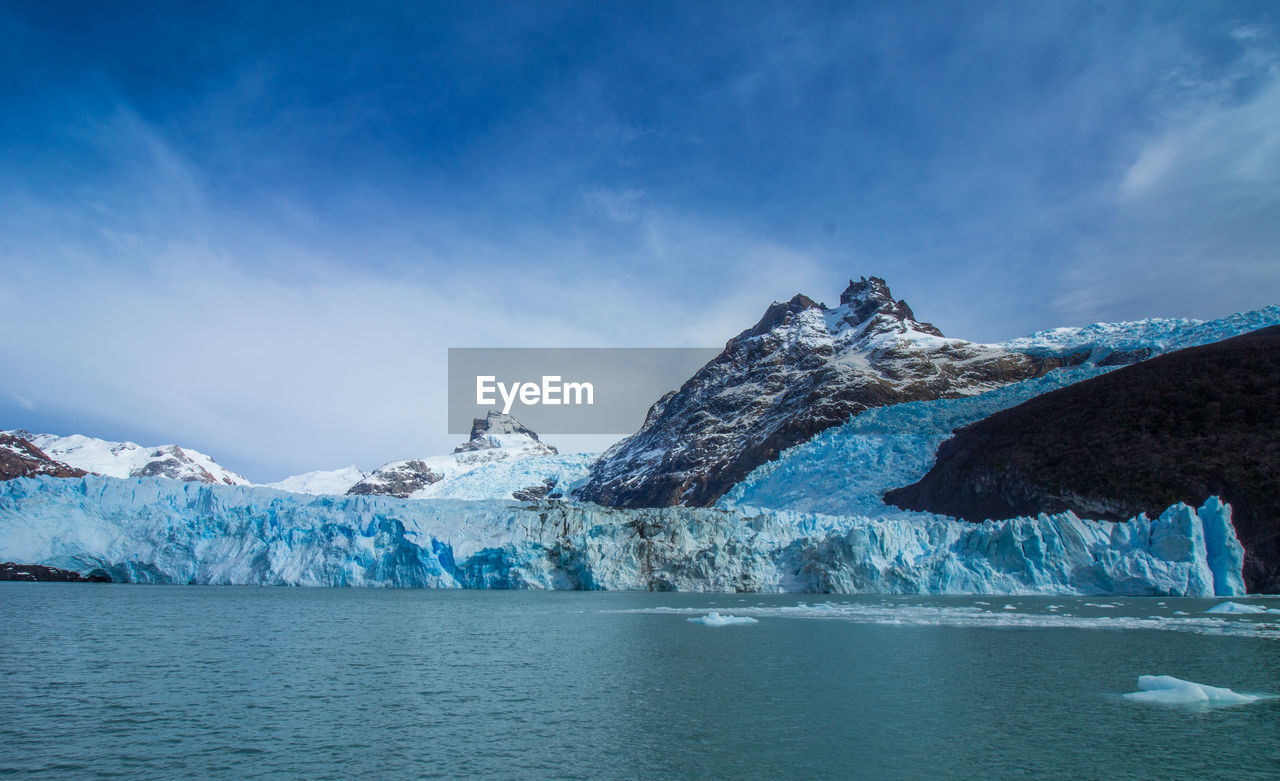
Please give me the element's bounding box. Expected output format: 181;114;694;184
1123;675;1261;705
1204;601;1280;615
687;611;758;626
0;475;1248;595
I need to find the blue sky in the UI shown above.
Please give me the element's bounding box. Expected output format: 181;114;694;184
2;1;1278;480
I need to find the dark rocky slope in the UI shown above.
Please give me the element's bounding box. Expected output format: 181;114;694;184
886;325;1280;592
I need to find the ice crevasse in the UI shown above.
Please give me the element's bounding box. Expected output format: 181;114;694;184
0;475;1246;595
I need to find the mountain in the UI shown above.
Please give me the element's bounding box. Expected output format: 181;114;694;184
344;412;582;500
1;431;248;485
885;325;1280;593
262;466;367;496
0;432;87;481
576;277;1058;508
0;474;1244;595
450;412;557;459
722;304;1280;518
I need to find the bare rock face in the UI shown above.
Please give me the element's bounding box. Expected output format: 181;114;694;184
0;433;87;481
346;460;443;499
885;325;1280;593
576;277;1055;508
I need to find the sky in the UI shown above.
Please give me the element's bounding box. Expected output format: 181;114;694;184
2;0;1278;481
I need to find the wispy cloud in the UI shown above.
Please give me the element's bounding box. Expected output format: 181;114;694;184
3;2;1279;477
1053;34;1280;324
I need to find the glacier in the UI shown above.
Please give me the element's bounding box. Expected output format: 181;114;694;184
0;475;1245;595
721;365;1116;517
998;304;1280;362
723;303;1280;520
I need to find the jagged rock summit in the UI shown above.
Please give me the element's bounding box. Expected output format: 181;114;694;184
835;275;943;337
345;412;561;499
575;276;1055;508
453;411;557;458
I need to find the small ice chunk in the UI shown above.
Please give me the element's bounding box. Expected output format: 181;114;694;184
1205;601;1268;614
1002;604;1018;610
687;611;759;627
1124;675;1260;705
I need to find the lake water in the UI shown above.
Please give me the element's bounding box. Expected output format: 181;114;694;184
2;585;1278;779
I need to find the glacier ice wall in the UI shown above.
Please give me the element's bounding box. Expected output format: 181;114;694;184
0;475;1245;595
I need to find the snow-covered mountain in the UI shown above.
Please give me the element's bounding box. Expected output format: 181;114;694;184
262;466;367;496
2;281;1274;594
344;412;588;501
0;474;1246;596
576;277;1055;508
2;431;250;486
578;277;1280;511
722;304;1280;519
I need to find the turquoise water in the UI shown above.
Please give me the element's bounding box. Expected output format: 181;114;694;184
2;586;1278;779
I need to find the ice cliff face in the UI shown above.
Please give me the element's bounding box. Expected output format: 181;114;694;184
5;431;249;486
0;475;1244;595
576;277;1051;508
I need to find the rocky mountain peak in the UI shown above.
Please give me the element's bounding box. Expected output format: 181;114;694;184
742;294;824;340
453;411;556;455
575;275;1046;508
836;276;943;337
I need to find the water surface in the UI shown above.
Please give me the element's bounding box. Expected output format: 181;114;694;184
2;586;1277;779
